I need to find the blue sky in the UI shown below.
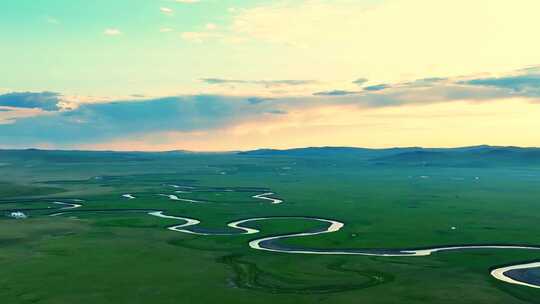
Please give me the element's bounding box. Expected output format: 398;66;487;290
1;0;269;95
1;0;540;150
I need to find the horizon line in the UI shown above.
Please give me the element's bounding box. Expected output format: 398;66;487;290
1;144;539;154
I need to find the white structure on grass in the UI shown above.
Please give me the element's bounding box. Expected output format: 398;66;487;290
8;211;27;219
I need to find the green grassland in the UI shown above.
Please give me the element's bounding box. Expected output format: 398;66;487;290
0;149;539;303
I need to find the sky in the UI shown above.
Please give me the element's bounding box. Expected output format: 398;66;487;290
1;0;540;151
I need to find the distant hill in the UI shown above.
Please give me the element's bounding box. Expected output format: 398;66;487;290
238;145;540;166
0;148;206;163
377;146;540;167
237;146;429;158
238;147;380;157
0;148;239;164
0;149;154;163
1;146;539;166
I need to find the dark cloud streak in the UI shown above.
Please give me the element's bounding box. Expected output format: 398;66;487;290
313;90;361;96
0;95;285;145
0;92;62;111
363;84;390;91
352;78;368;86
461;74;540;96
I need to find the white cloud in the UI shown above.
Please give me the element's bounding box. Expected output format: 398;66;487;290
160;27;174;33
104;28;122;36
160;7;173;15
175;0;199;3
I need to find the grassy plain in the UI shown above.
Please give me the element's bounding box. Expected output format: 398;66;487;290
0;149;539;303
